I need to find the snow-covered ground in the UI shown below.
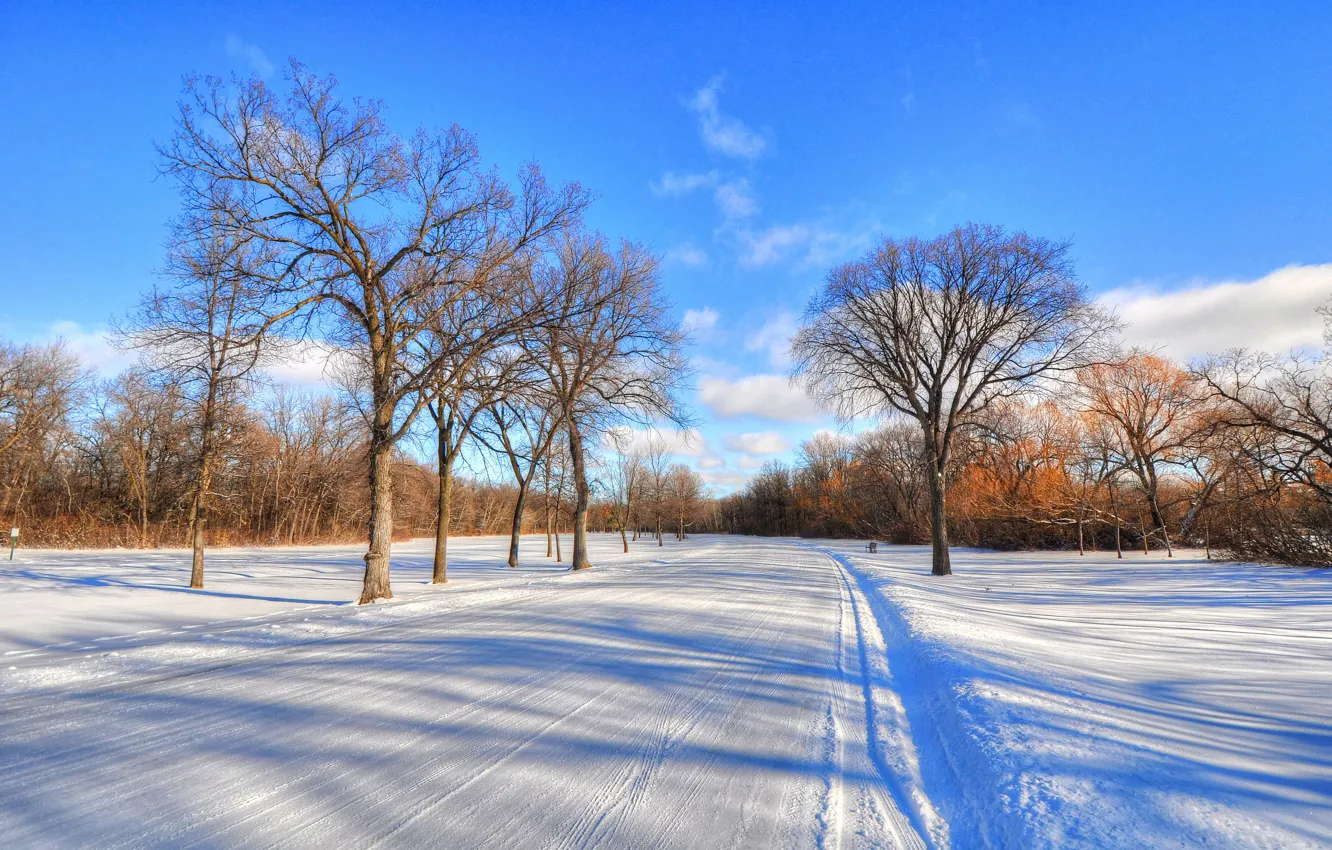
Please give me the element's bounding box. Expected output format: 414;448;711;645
0;535;1327;848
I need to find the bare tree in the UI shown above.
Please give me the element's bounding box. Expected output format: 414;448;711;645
0;342;86;523
476;388;562;566
1195;348;1332;564
667;463;704;541
604;429;646;553
159;62;587;602
117;218;274;587
793;224;1117;575
1078;351;1207;557
527;235;688;569
643;435;671;546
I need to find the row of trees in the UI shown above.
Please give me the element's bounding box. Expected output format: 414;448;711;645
724;225;1332;571
0;338;713;563
0;60;707;603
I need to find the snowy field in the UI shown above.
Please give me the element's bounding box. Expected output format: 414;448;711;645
0;535;1327;848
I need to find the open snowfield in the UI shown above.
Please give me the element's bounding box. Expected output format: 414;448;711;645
0;535;1328;848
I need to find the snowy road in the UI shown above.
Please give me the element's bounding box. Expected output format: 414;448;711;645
0;538;931;849
2;535;1328;848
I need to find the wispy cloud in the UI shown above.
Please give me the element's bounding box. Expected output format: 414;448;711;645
731;221;876;269
225;35;274;77
650;170;719;197
682;306;720;334
714;179;759;220
666;243;709;267
688;76;767;160
745;311;799;368
1102;264;1332;359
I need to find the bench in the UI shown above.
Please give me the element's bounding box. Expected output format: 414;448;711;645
864;541;878;553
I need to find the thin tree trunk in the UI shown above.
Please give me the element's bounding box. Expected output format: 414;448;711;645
187;386;217;588
1150;493;1174;558
1110;481;1123;558
433;449;454;584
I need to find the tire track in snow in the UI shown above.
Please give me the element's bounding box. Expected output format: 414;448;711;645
812;545;940;849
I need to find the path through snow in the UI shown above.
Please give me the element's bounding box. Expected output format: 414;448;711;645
0;536;928;849
1;535;1327;848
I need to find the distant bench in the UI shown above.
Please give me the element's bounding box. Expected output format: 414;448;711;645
864;541;878;553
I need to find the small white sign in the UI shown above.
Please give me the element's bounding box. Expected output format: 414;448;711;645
9;528;17;537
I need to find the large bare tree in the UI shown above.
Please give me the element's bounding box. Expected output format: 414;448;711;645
159;62;586;602
792;223;1117;575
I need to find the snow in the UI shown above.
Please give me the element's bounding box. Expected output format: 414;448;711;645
0;536;1328;848
813;541;1332;849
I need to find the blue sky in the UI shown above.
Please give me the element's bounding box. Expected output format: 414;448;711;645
3;2;1332;490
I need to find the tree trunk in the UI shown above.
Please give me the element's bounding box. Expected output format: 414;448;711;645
508;484;527;567
928;466;952;576
1149;493;1174;558
187;387;217;589
1110;481;1123;558
188;454;212;588
567;417;592;569
359;434;395;604
433;448;454;584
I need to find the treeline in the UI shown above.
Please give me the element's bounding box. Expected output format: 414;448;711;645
0;347;531;548
723;346;1332;567
0;337;714;552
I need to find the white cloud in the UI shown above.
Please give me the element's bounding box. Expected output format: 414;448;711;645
699;468;755;488
698;455;725;469
714;179;758;220
225;35;274;77
261;339;345;388
1101;264;1332;359
724;431;791;455
736;455;767;469
745;311;799;369
666;244;709;267
698;374;826;422
603;425;710;458
688;77;767;160
45;322;135;375
651;170;719;196
681;307;720;334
